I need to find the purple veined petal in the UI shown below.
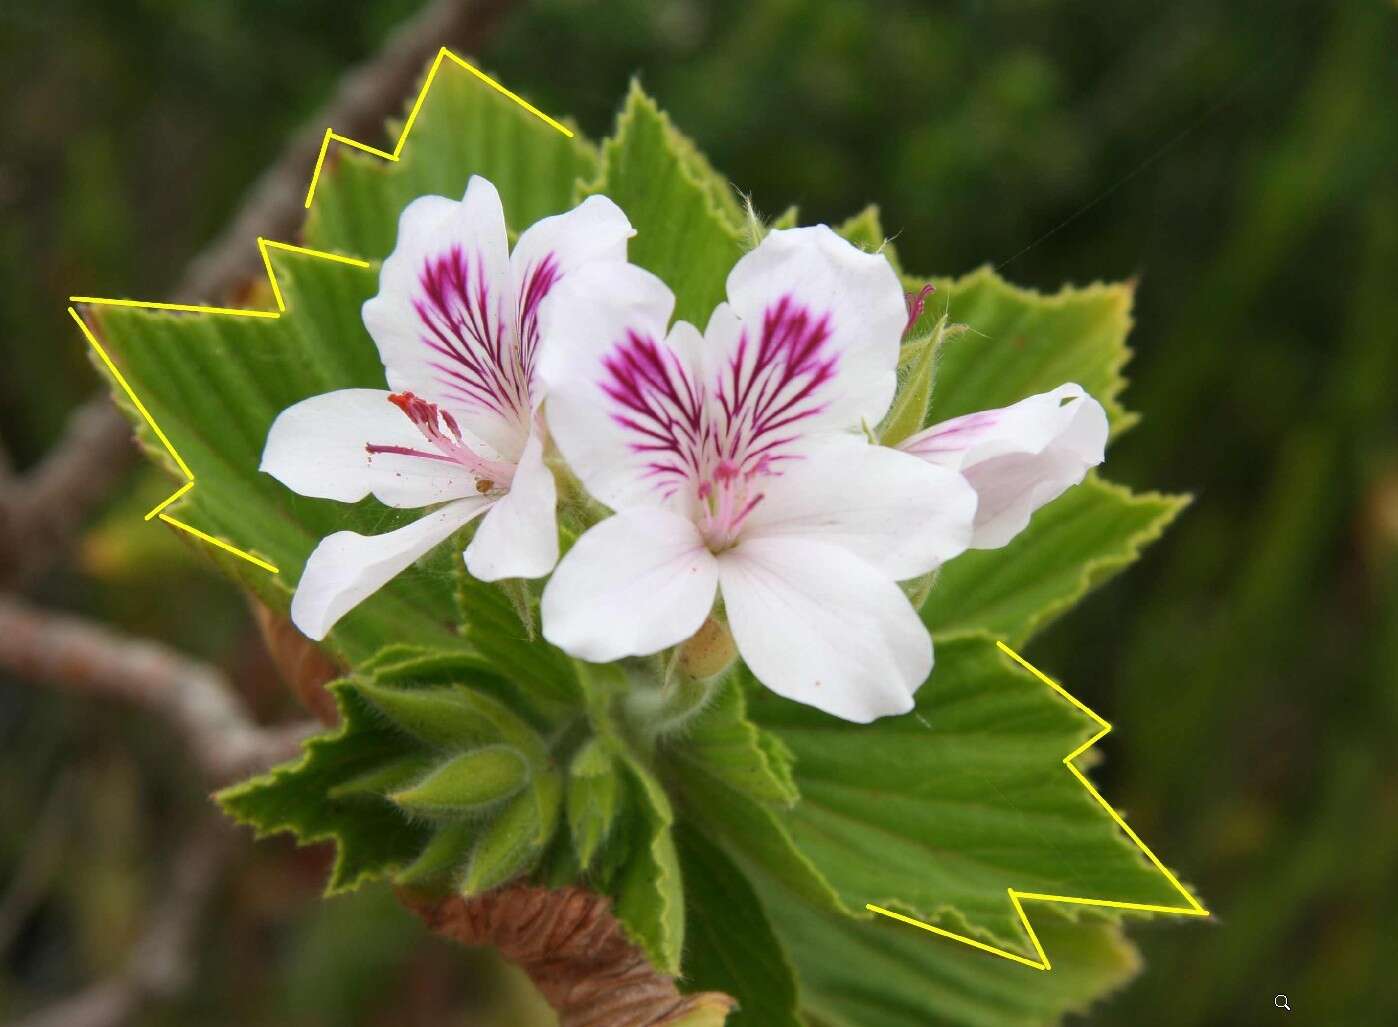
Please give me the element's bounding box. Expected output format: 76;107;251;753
596;321;710;506
538;261;693;511
260;388;477;508
898;382;1108;549
720;225;907;433
511;194;635;400
291;496;492;641
716;535;930;723
363;176;528;460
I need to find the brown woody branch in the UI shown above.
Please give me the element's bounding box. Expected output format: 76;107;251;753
402;886;735;1027
1;0;515;586
0;593;313;785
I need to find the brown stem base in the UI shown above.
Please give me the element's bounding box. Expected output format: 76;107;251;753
400;885;735;1027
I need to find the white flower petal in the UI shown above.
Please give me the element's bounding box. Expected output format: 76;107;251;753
361;176;526;457
743;436;977;579
512;195;635;398
260;388;475;508
718;536;931;723
464;429;559;581
291;497;491;640
715;225;907;435
900;383;1108;548
541;507;718;662
540;262;707;511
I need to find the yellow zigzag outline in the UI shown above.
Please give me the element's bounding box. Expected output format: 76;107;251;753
68;49;571;572
866;639;1209;970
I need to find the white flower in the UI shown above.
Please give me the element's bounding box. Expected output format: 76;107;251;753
897;382;1108;548
261;176;634;641
536;226;979;722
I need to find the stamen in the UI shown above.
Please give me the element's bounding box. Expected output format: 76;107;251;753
904;283;936;337
367;391;516;489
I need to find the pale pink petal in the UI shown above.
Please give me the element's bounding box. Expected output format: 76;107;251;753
511;195;634;399
713;225;906;443
900;383;1108;548
464;429;559;581
260;388;476;508
362;176;526;458
717;536;931;723
541;507;718;662
291;497;491;641
742;436;977;579
539;262;709;511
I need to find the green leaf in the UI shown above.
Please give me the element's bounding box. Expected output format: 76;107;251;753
919;267;1138;437
389;745;530;817
668;680;845;917
923;476;1188;646
582;83;746;325
219;656;558;894
835;205;900;270
566;738;622;869
89;254;464;663
668;677;797;807
454;565;580;711
747;637;1188;954
759;882;1141;1027
218;677;428;894
612;755;685;975
770;205;801;230
305;56;597;260
676;824;804;1027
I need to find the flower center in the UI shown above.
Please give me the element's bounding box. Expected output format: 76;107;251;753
365;391;516;491
696;456;769;551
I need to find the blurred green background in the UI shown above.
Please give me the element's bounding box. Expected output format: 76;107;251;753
2;1;1395;1024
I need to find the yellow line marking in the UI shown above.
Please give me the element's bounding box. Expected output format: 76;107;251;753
70;52;568;574
303;46;573;208
143;479;195;521
258;237;370;312
158;514;280;574
866;639;1208;971
70;238;367;574
69;306;196;481
69;297;280;319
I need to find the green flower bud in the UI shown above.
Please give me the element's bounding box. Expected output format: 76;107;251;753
326;756;431;801
677;617;737;680
390;745;530;818
461;771;562;895
354;680;501;749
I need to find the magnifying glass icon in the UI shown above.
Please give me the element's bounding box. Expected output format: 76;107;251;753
1274;995;1291;1012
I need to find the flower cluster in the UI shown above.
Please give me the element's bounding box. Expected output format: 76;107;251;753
262;176;1107;722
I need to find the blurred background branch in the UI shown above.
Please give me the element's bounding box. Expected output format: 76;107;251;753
0;594;313;785
10;819;232;1027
